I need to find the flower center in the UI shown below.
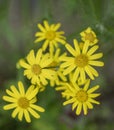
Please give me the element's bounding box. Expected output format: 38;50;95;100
76;90;88;102
18;97;29;109
85;32;95;42
75;54;88;67
45;31;56;40
32;64;41;75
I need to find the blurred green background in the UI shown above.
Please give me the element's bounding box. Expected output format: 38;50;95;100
0;0;114;130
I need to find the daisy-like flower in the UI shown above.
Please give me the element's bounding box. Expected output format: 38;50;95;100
48;48;67;87
19;49;56;86
63;79;100;115
60;39;104;82
34;20;66;51
80;27;98;46
3;81;45;122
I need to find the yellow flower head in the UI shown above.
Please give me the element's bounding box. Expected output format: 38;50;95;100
80;27;98;46
60;39;104;82
63;79;100;115
3;81;45;123
19;49;55;86
35;20;66;51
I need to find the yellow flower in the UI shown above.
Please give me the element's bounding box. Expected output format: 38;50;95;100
60;39;104;82
35;20;66;51
63;79;100;115
3;81;45;123
80;27;98;46
19;49;55;86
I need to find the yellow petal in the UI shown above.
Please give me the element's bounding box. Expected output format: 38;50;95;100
6;89;17;98
89;61;104;66
87;65;99;77
87;45;99;56
26;50;35;65
84;79;90;91
63;98;75;106
18;81;25;96
89;93;100;98
18;110;23;121
42;40;49;51
85;66;94;80
86;101;93;109
83;103;88;115
25;85;35;97
24;110;31;123
39;75;48;85
30;104;45;112
76;103;82;115
34;37;45;43
89;53;103;60
74;39;81;55
80;68;86;83
55;37;66;44
58;71;67;81
27;87;38;100
12;107;19;118
38;23;46;32
60;60;74;68
88;98;100;104
35;32;44;36
44;20;50;30
87;85;100;94
35;49;42;64
19;59;30;69
65;44;76;56
28;108;40;118
3;103;17;110
10;85;19;95
73;67;80;82
3;96;17;102
82;43;89;54
72;101;78;110
63;64;76;75
30;97;37;104
53;23;61;31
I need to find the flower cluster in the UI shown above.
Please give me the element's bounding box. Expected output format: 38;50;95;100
3;20;104;122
